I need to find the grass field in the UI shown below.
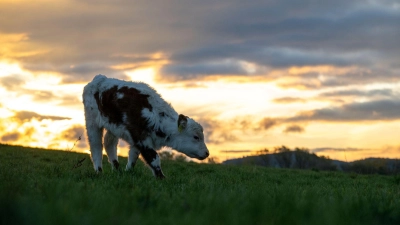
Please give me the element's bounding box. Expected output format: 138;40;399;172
1;144;400;225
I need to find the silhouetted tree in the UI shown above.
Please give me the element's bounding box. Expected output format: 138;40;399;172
274;146;290;153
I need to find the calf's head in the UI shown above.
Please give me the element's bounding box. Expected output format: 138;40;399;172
172;114;209;160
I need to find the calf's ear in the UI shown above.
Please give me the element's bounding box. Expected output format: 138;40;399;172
178;114;188;132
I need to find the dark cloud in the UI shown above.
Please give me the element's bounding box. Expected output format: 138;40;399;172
22;61;127;83
279;66;400;90
258;117;280;130
161;2;400;81
1;132;20;142
0;0;398;84
13;111;70;121
195;116;255;144
0;0;214;82
273;88;398;104
288;99;400;122
319;89;394;98
320;89;393;97
255;98;400;133
60;125;84;141
59;125;88;149
284;125;304;133
197;118;240;144
315;88;397;103
311;147;367;153
59;95;82;106
0;76;25;91
220;150;252;154
31;91;56;102
161;60;250;79
273;97;306;104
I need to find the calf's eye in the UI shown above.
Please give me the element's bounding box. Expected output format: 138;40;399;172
193;135;200;141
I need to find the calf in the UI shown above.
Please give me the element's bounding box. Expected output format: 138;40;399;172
82;75;209;178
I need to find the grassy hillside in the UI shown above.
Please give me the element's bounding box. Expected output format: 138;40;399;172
1;144;400;225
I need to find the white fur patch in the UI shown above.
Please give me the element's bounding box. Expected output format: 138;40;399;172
150;155;161;168
117;92;124;99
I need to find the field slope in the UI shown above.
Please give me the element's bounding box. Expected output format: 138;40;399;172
1;144;400;225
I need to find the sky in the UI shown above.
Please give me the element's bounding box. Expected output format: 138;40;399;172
0;0;400;162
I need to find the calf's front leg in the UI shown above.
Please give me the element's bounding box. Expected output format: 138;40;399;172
136;144;165;179
126;145;140;171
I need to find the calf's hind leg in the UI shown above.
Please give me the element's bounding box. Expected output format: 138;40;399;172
86;124;104;172
104;130;119;170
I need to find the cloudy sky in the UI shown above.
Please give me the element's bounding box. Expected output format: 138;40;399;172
1;0;399;161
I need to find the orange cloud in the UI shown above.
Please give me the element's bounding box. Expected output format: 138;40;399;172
273;97;307;104
0;32;48;60
54;125;88;150
284;125;305;133
13;111;70;122
313;145;400;162
1;132;20;142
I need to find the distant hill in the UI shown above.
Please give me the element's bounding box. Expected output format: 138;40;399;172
223;148;400;175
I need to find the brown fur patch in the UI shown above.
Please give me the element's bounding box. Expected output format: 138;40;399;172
94;85;153;143
94;86;123;124
117;86;152;142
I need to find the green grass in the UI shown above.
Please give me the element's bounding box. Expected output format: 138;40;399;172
1;144;400;225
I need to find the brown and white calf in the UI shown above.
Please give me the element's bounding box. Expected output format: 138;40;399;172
82;75;209;178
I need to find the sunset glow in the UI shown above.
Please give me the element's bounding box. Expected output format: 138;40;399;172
1;0;399;162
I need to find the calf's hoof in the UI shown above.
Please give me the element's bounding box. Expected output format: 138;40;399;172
112;160;120;170
155;170;166;179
